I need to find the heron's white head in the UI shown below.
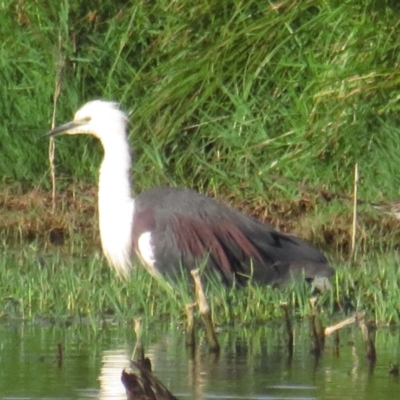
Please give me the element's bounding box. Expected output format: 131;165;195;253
47;100;128;141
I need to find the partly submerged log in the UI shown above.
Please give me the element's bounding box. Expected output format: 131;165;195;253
121;358;178;400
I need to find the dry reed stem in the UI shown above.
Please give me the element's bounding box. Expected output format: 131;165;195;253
185;303;196;348
357;315;377;362
280;302;293;356
132;317;144;360
309;297;325;355
49;32;65;214
190;269;220;353
351;163;359;256
324;311;366;336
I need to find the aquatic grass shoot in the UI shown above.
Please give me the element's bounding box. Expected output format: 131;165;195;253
2;238;400;327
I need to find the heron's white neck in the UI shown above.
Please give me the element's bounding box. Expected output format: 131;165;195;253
98;134;135;277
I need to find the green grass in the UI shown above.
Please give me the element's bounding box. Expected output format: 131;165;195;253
2;1;400;325
3;186;400;325
1;238;400;326
1;1;400;203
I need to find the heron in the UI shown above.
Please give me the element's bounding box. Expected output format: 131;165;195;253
46;100;333;290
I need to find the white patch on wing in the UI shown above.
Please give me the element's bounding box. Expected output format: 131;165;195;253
137;231;159;277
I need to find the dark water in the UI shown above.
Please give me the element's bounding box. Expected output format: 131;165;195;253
0;320;399;399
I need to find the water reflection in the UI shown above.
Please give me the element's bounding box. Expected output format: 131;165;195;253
0;322;399;399
99;349;129;400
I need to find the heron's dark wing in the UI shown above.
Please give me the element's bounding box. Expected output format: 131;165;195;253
132;207;258;285
132;187;332;286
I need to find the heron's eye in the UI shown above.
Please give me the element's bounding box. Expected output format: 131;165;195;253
82;116;91;122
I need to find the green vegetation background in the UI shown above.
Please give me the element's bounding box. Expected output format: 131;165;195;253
2;0;400;202
2;0;400;324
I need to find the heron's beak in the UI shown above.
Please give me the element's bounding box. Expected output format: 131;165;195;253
46;120;87;137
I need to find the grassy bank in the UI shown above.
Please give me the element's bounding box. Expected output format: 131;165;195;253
1;1;400;201
2;1;400;324
2;185;400;326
